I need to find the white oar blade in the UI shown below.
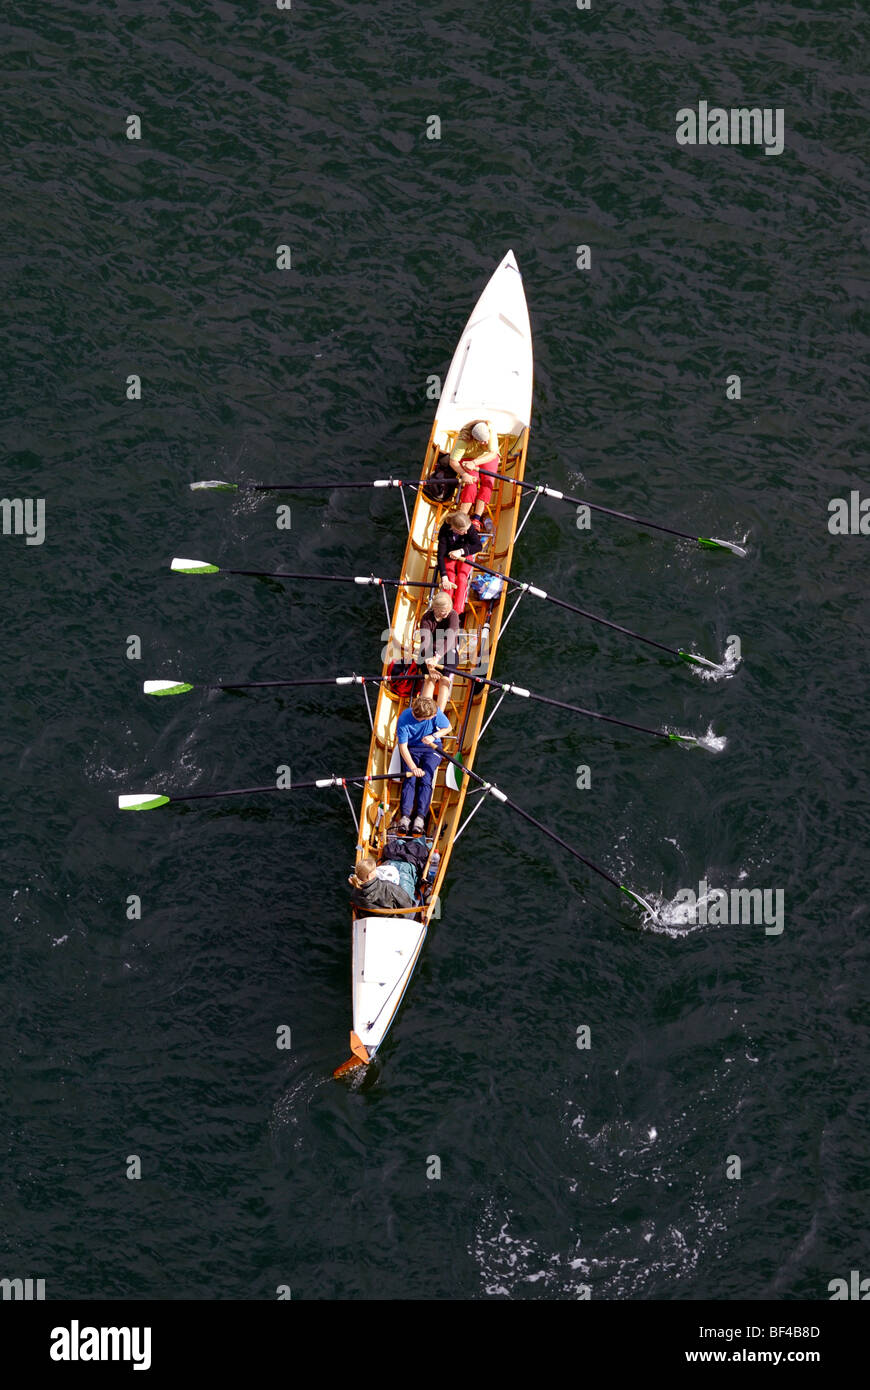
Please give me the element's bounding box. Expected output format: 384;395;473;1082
171;557;219;574
143;680;194;697
118;793;171;811
190;480;238;491
446;757;462;791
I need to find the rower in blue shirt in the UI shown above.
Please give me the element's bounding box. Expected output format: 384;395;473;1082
394;695;452;835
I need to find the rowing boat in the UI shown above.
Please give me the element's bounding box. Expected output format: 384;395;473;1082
335;250;534;1077
121;253;741;1064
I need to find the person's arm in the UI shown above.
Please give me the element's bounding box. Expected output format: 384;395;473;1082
436;524;448;575
442;612;459;669
449;431;476;482
388;881;414;909
448;431;467;468
416;616;435;670
478;421;500;465
437;525;455;589
462;528;484;558
399;741;424;774
421;711;452;746
397;719;423;775
444;614;458;667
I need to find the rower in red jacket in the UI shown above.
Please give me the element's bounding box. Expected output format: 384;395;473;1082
436;510;483;615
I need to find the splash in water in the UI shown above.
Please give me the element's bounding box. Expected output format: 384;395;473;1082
666;723;727;752
689;644;743;684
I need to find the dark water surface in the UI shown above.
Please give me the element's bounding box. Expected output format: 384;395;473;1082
2;0;868;1299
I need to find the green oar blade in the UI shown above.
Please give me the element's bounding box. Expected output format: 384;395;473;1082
143;680;194;697
677;649;720;671
118;793;171;811
446;753;463;791
699;536;747;557
190;480;239;491
620;885;659;918
171;557;220;574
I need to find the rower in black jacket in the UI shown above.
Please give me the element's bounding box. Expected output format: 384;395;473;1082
436;509;483;615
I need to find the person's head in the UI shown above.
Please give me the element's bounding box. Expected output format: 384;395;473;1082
471;421;490;443
431;591;453;619
411;695;438;720
352;856;378;886
445;509;471;533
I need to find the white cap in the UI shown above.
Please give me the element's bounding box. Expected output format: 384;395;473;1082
471;421;490;443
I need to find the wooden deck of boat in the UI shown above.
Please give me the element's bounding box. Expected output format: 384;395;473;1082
356;425;529;920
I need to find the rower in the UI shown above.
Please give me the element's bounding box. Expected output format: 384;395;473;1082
436;509;484;616
394;695;452;836
416;590;459;711
449;419;500;527
348;856;414;913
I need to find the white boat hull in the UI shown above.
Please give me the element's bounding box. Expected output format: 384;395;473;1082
434;248;533;447
351;915;428;1058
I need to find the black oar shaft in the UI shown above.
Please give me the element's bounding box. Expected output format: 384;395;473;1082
441;752;623;893
471;561;680;657
245;481;409;491
213;675;427;690
224;569;430;586
174;772;399;803
182;671;671;741
490;470;698;542
525;588;677;655
468;675;669;739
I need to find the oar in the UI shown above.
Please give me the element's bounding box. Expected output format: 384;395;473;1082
470;561;720;670
489;470;746;555
466;674;702;745
438;752;659;921
188;473;746;556
142;674;427;697
141;669;705;748
170;557;430;586
189;478;409;493
118;771;400;812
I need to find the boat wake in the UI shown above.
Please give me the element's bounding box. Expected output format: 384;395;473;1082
470;1038;754;1299
470;1199;596;1300
269;1069;334;1154
470;1186;734;1300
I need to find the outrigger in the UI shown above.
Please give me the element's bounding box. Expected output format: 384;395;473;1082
120;251;744;1080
